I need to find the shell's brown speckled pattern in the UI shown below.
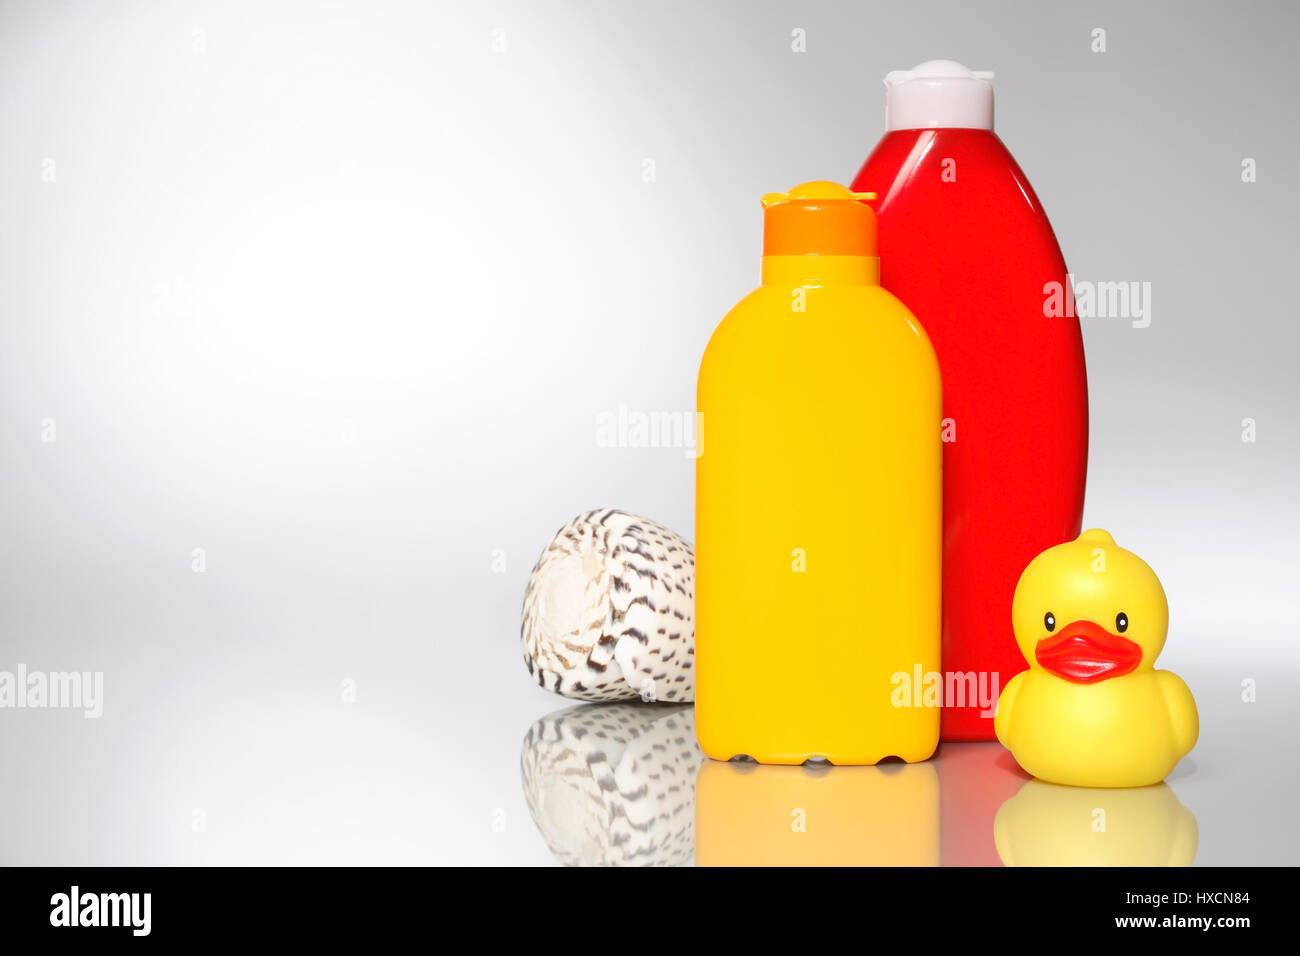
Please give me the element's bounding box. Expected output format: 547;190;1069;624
521;509;695;702
520;702;704;866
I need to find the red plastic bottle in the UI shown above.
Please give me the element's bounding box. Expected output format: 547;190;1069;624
851;61;1088;741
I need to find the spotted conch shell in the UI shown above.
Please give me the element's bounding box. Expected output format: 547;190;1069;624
521;509;694;702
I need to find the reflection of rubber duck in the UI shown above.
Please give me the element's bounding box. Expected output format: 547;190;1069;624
695;761;938;866
994;529;1198;787
994;779;1198;866
520;703;704;866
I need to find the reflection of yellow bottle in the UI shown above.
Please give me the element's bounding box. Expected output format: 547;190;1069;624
994;780;1198;866
695;761;939;866
695;181;941;765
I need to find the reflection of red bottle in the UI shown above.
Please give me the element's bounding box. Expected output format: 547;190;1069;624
852;61;1088;741
934;742;1029;866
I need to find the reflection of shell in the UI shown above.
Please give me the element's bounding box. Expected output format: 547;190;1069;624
521;703;704;866
521;509;694;702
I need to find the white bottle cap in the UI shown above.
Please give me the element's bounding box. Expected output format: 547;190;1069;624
883;60;995;131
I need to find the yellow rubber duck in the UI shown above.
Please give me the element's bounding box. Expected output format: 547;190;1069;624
994;529;1197;788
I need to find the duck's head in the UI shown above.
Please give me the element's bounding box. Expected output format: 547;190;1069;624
1012;529;1168;683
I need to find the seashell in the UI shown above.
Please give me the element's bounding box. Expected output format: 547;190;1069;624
521;509;694;702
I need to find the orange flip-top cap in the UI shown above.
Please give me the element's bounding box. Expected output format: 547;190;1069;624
762;181;878;257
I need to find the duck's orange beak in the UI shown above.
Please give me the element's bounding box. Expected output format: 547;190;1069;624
1035;620;1142;683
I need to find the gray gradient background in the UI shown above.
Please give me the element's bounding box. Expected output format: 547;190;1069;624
1;0;1296;865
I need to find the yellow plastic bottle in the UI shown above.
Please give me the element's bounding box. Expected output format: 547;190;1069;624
695;181;941;765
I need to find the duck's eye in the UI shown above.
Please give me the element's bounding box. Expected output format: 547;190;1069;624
1044;612;1056;632
1116;612;1129;633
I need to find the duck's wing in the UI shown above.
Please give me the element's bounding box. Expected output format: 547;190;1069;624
1155;669;1199;758
993;670;1027;746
